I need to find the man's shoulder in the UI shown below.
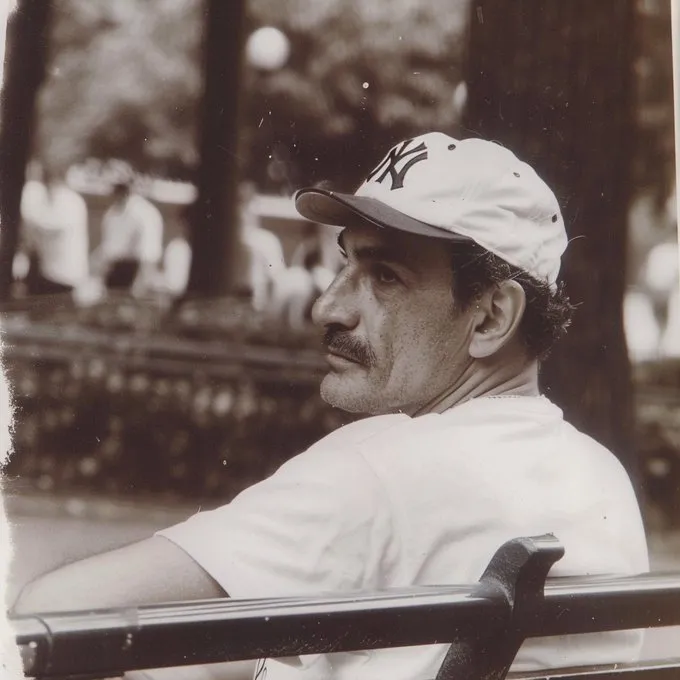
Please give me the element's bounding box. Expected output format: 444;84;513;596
231;429;393;525
20;181;48;213
303;402;501;462
129;194;162;219
308;413;413;452
272;415;416;498
246;226;284;260
22;180;47;198
57;187;88;214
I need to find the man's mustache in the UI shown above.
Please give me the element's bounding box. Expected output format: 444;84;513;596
323;326;377;368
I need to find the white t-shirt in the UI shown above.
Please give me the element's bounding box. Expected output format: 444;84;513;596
20;181;89;286
100;194;163;264
158;396;649;680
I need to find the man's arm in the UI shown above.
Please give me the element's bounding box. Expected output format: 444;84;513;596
12;535;226;615
12;537;258;680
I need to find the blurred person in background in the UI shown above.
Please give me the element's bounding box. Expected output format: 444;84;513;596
234;182;286;311
13;164;89;297
625;185;679;360
270;222;337;329
642;239;679;357
89;178;164;297
13;133;649;680
155;202;193;299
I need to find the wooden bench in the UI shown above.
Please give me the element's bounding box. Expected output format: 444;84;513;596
12;535;680;679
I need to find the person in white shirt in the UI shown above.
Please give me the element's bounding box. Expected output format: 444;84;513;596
270;223;339;330
15;168;89;296
90;180;164;296
234;184;287;311
13;133;649;680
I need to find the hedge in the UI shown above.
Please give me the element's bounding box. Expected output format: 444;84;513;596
2;297;353;502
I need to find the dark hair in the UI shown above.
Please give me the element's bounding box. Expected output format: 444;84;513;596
303;248;322;271
449;242;575;361
113;181;131;199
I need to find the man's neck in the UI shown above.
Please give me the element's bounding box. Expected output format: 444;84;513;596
411;354;540;417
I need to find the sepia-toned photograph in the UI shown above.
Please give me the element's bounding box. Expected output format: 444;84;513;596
1;0;679;678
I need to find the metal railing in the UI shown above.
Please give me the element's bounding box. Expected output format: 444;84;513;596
12;535;680;680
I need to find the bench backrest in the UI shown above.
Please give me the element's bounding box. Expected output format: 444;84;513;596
12;535;680;679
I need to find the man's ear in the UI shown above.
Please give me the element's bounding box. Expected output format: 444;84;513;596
469;280;526;359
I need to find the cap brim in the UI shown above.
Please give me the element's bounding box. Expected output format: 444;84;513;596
295;188;472;242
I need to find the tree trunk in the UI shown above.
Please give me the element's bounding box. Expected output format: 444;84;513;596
186;0;247;296
0;0;52;301
464;1;639;484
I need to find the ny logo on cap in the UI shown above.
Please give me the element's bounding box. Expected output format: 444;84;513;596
365;139;428;190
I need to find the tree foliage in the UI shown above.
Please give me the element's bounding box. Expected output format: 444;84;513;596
36;0;203;177
34;0;673;199
244;0;468;191
35;0;468;188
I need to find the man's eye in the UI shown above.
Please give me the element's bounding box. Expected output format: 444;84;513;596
374;265;399;284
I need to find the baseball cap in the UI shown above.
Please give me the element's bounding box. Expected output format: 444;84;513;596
294;132;568;289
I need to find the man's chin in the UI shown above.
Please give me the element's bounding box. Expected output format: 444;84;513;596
319;373;376;415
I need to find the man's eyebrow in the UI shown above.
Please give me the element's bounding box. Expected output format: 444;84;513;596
337;231;413;267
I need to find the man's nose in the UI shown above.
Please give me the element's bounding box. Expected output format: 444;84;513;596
311;269;359;329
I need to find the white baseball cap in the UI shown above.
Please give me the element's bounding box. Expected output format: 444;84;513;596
295;132;568;289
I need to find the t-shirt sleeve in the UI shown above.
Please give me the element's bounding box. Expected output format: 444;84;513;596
156;447;394;599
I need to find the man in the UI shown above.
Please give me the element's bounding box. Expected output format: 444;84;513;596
90;179;164;296
14;166;89;297
13;133;649;678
